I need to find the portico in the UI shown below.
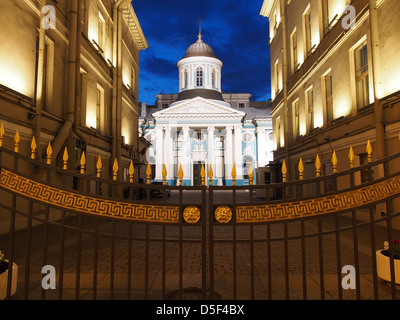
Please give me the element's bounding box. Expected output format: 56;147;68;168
151;97;246;186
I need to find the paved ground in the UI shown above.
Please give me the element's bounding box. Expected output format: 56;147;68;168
1;190;400;300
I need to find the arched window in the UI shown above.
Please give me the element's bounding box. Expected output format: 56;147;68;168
212;69;216;88
196;67;203;87
183;69;188;88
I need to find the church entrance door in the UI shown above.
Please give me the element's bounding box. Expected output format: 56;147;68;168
193;162;204;186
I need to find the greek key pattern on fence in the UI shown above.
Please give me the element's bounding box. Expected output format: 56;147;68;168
235;175;400;223
0;169;180;223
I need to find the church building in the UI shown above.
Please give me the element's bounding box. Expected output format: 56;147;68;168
139;32;273;186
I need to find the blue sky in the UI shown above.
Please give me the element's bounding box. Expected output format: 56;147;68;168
132;0;271;106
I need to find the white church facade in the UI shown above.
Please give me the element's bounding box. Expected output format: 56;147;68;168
139;33;273;186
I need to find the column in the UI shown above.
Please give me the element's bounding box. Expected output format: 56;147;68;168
256;127;265;167
155;126;164;180
234;124;243;181
224;125;233;184
182;126;191;184
207;126;215;184
165;127;174;182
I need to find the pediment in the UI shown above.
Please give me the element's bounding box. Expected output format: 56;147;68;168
152;97;245;120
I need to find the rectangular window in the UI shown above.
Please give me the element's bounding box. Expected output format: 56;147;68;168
304;8;312;56
98;12;105;50
324;72;333;124
184;70;188;88
131;66;136;97
322;0;330;35
276;116;281;148
196;68;203;87
239;103;245;109
293;100;300;138
96;85;104;130
355;41;369;109
81;0;87;34
274;60;280;94
306;88;314;131
291;30;298;72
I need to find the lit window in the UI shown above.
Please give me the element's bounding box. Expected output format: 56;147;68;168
274;60;280;94
293;100;300;137
355;41;369;109
212;69;216;88
291;30;298;72
96;86;103;129
196;67;203;87
322;0;330;35
304;8;312;56
306;88;314;131
183;69;188;88
131;66;136;96
324;72;333;124
98;12;105;49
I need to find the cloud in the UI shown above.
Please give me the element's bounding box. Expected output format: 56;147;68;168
134;0;271;105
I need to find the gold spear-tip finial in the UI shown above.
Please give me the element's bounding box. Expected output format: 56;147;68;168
129;160;135;183
315;155;321;177
63;147;69;170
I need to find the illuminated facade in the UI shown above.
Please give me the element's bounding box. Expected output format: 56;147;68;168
139;34;273;186
260;0;400;183
0;0;148;179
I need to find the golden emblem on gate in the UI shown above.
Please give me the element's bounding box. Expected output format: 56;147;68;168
215;206;232;223
183;206;201;224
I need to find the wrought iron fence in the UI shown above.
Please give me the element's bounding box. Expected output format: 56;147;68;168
0;122;400;300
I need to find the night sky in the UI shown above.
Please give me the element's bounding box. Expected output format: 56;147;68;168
132;0;271;106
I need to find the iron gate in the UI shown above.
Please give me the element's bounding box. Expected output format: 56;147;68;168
0;130;400;300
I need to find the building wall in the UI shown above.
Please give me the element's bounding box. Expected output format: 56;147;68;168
261;0;400;175
0;0;147;181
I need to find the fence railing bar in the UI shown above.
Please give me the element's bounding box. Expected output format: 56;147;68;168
110;220;116;300
162;224;166;300
233;188;237;300
301;219;307;300
369;204;379;300
318;216;325;299
127;220;132;300
250;224;254;300
335;213;343;300
145;223;149;300
284;221;289;299
201;187;207;300
266;222;272;300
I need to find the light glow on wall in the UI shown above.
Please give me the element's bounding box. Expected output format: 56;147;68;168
0;62;29;97
122;129;130;145
334;95;352;119
377;66;400;100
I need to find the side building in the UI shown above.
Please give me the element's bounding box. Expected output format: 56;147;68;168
260;0;400;187
0;0;148;181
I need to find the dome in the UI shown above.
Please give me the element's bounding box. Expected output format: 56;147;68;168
182;34;218;59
